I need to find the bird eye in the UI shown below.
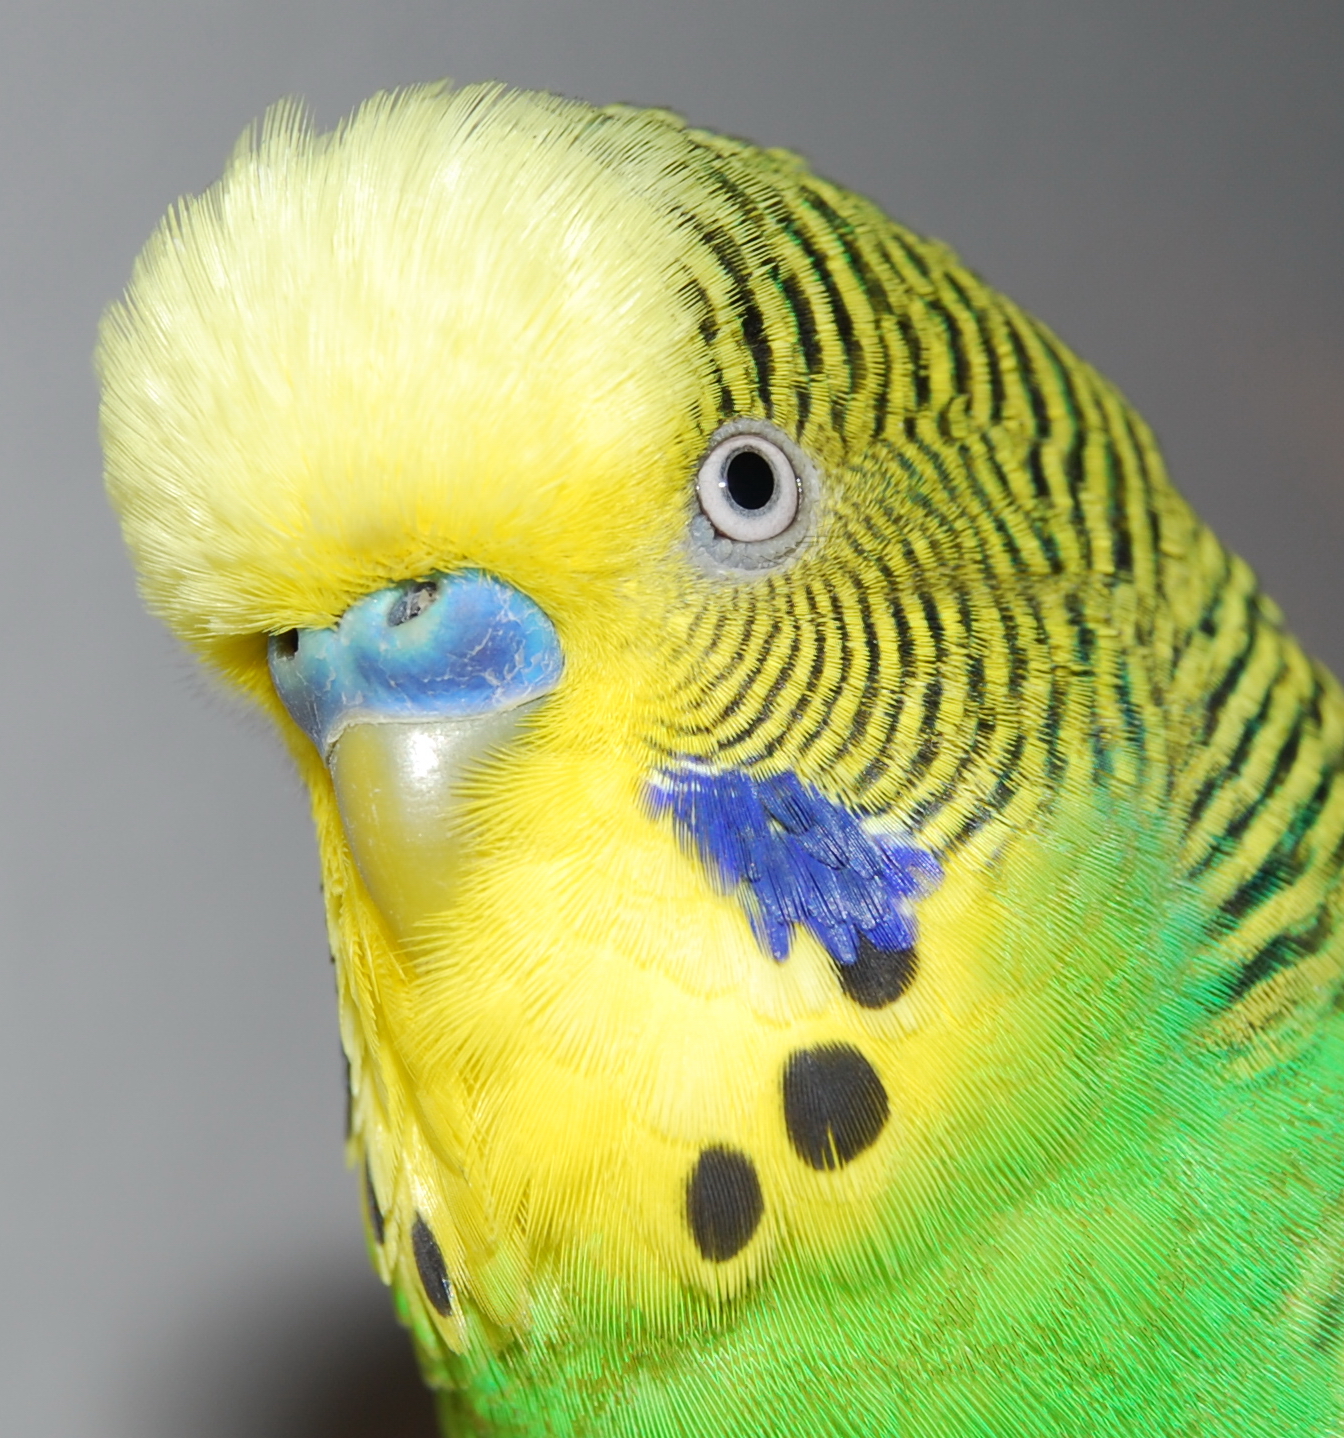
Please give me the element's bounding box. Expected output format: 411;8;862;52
697;433;799;542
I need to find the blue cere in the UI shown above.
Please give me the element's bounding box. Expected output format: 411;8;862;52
648;764;942;966
268;569;564;752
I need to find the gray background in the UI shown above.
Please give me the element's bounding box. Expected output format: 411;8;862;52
2;2;1340;1434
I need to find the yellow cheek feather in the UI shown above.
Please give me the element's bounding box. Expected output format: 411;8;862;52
311;619;1178;1352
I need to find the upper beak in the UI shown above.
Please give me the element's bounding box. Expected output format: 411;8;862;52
268;569;563;948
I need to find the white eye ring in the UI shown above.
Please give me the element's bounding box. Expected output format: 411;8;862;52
696;432;800;542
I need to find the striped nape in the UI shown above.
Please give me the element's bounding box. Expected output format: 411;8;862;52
1172;553;1344;1031
646;128;1344;1048
657;346;1180;856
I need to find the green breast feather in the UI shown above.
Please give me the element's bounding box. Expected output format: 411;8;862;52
97;83;1344;1436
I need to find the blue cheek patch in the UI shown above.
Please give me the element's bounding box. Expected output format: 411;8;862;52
268;569;564;752
648;764;942;969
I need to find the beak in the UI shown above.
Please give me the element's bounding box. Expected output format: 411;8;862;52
268;570;563;948
326;704;543;945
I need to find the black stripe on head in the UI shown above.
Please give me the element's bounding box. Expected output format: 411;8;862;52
1119;409;1165;589
944;271;1005;423
1004;319;1052;445
998;598;1028;700
897;313;931;410
708;615;783;731
1200;597;1262;743
1026;593;1068;787
708;600;803;755
796;185;895;438
794;576;853;762
1037;335;1092;569
1101;439;1134;577
1185;661;1282;851
699;169;798;414
798;187;893;313
777;214;865;398
1217;702;1310;851
1224;906;1335;1003
745;593;829;766
781;270;823;373
929;298;970;396
821;555;883;768
676;203;776;415
881;228;934;288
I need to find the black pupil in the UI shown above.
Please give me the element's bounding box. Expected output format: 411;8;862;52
724;449;777;511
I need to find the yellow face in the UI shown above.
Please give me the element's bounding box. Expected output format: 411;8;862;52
99;83;1185;1358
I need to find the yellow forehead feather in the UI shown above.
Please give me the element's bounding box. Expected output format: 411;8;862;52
97;83;721;653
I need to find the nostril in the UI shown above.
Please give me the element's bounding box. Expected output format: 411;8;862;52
268;570;562;755
387;581;440;628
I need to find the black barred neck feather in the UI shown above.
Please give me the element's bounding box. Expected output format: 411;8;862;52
638;130;1344;1058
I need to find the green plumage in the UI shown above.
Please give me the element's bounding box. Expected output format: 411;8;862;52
98;84;1344;1435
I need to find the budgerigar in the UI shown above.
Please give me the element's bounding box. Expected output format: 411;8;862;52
98;84;1344;1436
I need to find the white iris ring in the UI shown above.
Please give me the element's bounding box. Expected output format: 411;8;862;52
697;432;799;541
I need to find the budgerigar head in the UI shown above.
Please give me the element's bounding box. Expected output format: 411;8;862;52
99;82;1211;1393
